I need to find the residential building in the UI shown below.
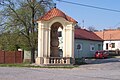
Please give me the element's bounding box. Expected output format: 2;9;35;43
95;29;120;51
74;28;103;58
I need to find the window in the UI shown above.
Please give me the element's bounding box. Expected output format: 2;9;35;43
98;44;101;50
111;43;115;48
90;44;95;51
76;44;82;50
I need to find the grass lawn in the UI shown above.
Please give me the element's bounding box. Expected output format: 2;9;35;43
0;63;77;69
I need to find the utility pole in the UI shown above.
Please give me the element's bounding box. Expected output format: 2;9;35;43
109;34;112;50
82;20;84;28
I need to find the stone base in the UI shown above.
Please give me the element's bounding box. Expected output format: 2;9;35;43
35;57;50;65
35;57;44;65
35;57;75;66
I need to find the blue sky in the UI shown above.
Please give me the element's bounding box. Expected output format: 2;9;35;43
54;0;120;30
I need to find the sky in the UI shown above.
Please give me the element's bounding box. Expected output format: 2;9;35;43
53;0;120;30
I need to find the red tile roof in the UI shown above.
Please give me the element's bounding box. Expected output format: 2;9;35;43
75;28;103;41
37;8;77;23
95;29;120;40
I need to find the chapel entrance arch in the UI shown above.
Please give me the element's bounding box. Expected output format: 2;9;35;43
50;22;63;57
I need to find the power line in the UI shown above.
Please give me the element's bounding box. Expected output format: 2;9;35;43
56;0;120;13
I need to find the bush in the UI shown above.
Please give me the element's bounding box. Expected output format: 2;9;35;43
75;57;86;65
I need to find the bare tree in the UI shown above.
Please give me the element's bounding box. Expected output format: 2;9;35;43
117;27;120;30
0;0;54;63
87;26;98;32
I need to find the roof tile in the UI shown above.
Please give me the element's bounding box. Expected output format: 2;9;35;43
75;28;103;41
95;29;120;40
37;8;77;23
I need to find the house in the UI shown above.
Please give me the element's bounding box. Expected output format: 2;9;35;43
74;28;103;58
95;29;120;51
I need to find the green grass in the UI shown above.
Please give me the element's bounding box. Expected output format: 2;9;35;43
0;63;28;67
0;63;77;69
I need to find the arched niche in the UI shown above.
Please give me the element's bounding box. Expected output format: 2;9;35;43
50;22;63;57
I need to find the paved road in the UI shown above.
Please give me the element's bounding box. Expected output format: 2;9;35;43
0;58;120;80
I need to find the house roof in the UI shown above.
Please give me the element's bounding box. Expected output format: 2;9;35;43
37;8;77;23
94;29;120;40
75;28;103;41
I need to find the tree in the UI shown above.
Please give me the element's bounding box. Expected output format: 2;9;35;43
75;24;81;29
0;32;30;51
0;0;54;63
87;26;98;32
117;27;120;30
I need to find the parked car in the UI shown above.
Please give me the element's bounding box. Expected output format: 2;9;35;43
95;50;109;59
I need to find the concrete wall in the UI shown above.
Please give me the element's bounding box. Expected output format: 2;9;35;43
23;51;37;62
74;39;103;58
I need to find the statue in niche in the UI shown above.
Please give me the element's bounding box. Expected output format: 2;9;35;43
50;26;59;57
51;27;59;47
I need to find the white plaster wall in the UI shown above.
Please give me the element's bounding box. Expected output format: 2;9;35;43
103;40;120;50
37;17;76;58
37;22;43;57
65;24;74;57
37;22;50;57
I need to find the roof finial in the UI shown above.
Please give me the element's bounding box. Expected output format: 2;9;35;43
54;3;56;8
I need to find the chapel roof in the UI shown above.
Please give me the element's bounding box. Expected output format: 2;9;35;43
37;8;77;23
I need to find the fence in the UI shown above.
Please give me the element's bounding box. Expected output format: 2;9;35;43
108;50;120;56
0;51;23;64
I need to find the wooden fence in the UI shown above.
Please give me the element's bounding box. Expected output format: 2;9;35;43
0;51;23;64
